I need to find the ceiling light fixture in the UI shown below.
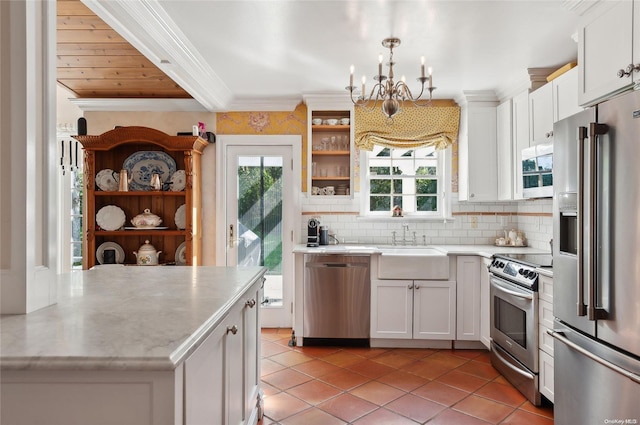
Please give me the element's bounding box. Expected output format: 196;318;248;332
346;37;436;121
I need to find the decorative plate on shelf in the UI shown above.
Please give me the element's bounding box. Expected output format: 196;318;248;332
174;204;186;230
123;151;177;191
96;241;125;264
96;205;126;231
169;170;186;191
95;169;119;191
175;242;187;265
124;226;169;230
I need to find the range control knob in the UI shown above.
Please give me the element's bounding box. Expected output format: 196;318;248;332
528;271;538;279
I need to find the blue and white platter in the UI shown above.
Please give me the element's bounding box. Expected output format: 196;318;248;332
123;151;177;191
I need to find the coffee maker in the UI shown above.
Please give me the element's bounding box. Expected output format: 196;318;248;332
307;218;320;247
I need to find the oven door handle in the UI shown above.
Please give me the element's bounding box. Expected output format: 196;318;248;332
490;278;534;300
492;343;535;379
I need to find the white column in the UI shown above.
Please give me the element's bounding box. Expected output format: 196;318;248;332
0;0;58;313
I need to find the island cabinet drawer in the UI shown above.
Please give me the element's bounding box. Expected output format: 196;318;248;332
184;304;244;425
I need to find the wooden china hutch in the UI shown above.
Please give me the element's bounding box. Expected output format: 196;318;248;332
74;126;209;269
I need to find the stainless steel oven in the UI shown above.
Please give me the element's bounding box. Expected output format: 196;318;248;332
488;254;551;406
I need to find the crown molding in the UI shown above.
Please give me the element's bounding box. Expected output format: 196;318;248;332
82;0;232;112
302;93;355;110
223;96;302;112
455;90;499;107
68;98;208;112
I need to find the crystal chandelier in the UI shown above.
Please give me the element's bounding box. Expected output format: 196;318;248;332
346;37;436;120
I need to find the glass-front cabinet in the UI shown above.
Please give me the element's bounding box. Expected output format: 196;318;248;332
305;96;354;197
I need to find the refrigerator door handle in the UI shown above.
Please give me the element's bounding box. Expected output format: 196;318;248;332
587;123;609;321
548;329;640;384
577;126;587;316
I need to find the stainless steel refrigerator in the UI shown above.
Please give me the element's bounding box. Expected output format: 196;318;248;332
552;89;640;424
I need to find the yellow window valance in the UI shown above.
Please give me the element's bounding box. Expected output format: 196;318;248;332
354;102;460;151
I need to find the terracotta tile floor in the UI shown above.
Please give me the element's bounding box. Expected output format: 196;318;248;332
259;328;554;425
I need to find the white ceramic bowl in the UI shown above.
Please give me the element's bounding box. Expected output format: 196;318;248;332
312;118;323;125
326;119;338;126
340;118;350;125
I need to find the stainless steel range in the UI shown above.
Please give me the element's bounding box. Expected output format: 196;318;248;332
488;253;551;406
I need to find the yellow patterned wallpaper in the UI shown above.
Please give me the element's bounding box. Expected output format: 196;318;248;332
216;103;309;191
216;101;459;194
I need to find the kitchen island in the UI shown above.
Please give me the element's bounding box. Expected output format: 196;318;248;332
0;265;266;425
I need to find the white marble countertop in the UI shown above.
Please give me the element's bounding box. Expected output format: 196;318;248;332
0;266;266;371
293;243;549;258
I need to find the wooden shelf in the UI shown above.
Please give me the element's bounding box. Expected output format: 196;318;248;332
311;150;350;156
94;191;186;197
310;125;350;131
95;230;187;236
311;176;350;181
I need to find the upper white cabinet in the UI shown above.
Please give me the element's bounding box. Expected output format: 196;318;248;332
578;0;639;106
531;67;583;144
512;89;530;200
529;83;555;145
496;99;513;201
553;67;582;122
458;92;499;202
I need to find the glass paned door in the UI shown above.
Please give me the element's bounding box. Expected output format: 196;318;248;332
226;144;294;328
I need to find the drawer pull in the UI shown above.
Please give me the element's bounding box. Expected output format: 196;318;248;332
226;325;238;335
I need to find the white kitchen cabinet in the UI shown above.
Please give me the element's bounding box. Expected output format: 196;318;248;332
496;99;513;200
512;89;529;200
185;302;243;425
243;284;263;423
539;349;555;402
538;273;554;403
458;92;499;202
370;278;456;341
480;258;492;349
413;280;457;340
371;279;413;339
456;256;482;341
578;0;638;106
185;281;263;425
529;83;554;145
553;67;582;122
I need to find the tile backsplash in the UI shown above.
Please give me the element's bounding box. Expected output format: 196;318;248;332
300;194;553;251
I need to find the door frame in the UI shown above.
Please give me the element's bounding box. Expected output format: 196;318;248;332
216;135;302;327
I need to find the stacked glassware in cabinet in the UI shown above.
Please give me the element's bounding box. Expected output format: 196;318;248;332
310;111;351;196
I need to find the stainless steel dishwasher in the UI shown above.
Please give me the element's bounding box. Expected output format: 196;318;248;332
303;254;370;344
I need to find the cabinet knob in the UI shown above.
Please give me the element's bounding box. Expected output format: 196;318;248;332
245;299;257;308
415;285;421;290
408;284;414;290
618;64;640;78
545;131;554;138
226;325;238;335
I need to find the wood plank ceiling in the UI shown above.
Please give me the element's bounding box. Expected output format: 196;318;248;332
56;0;191;99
